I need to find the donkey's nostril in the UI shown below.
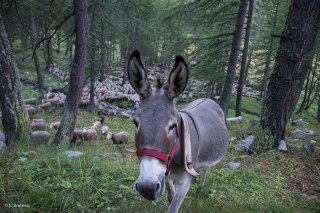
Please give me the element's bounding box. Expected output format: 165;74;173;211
135;181;162;200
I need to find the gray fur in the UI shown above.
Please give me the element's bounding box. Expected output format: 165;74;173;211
128;51;228;213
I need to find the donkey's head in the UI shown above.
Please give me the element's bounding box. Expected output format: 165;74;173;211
128;50;189;200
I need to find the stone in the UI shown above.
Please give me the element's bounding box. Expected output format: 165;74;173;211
18;157;28;164
225;162;241;169
0;131;6;155
65;151;83;158
95;153;118;159
226;116;242;123
291;129;314;139
291;119;309;126
303;143;314;153
235;135;255;152
310;140;316;144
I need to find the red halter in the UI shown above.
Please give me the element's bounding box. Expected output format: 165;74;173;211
136;126;179;175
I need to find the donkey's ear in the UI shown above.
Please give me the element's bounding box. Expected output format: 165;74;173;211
127;50;151;98
164;55;189;99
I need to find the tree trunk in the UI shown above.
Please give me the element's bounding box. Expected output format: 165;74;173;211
235;0;254;117
28;8;44;100
0;14;31;147
258;0;318;149
219;0;248;116
317;92;320;122
52;0;87;146
288;5;320;117
44;22;54;72
99;21;106;82
89;4;97;111
260;0;279;101
296;58;318;114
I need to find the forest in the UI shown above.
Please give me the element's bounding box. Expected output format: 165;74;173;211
0;0;319;212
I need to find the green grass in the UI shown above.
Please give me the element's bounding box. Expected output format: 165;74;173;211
0;105;319;212
1;44;319;212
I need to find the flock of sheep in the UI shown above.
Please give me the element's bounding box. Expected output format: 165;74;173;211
24;92;129;145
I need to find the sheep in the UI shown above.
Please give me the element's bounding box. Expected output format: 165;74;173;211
50;121;60;130
24;98;38;105
101;125;111;135
91;121;102;130
44;97;60;107
71;129;85;143
46;93;55;99
31;119;47;131
83;128;98;141
25;106;36;116
31;131;51;144
40;102;52;110
110;131;129;145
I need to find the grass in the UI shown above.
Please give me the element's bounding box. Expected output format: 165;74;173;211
0;104;319;212
1;45;319;212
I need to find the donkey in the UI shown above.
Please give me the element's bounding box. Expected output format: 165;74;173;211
127;50;228;213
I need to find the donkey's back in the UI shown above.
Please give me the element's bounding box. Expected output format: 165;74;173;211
181;98;228;170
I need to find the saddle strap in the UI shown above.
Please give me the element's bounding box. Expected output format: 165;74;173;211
180;113;199;178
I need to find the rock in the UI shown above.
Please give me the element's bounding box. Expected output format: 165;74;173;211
288;138;301;143
0;140;6;155
229;137;237;143
0;130;5;143
226;116;242;123
18;157;28;164
291;119;309;126
310;140;316;144
225;162;241;170
235;135;254;152
291;129;314;139
65;151;83;158
95;153;118;159
303;143;314;153
278;140;287;152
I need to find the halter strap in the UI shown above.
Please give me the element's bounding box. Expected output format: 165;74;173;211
136;126;179;175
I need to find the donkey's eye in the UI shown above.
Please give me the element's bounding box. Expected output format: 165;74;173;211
133;119;139;128
169;123;177;131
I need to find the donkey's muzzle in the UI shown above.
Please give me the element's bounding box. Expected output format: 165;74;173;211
136;181;161;200
135;174;165;200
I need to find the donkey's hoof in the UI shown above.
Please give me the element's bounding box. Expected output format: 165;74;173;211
198;185;204;193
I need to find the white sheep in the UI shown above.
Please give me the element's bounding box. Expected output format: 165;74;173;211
83;128;98;141
101;125;111;135
31;119;47;131
24;98;38;105
31;131;51;144
71;129;85;143
25;106;36;116
110;131;129;145
49;121;61;130
40;102;52;110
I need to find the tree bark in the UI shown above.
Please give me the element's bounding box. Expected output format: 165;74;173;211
289;9;319;117
235;0;254;117
99;21;106;82
259;0;319;149
317;92;320;122
0;14;31;147
260;0;279;101
28;8;45;100
52;0;87;146
296;57;318;114
219;0;248;116
89;3;97;111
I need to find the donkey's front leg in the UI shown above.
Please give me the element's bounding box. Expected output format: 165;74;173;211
167;171;192;213
166;177;175;203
